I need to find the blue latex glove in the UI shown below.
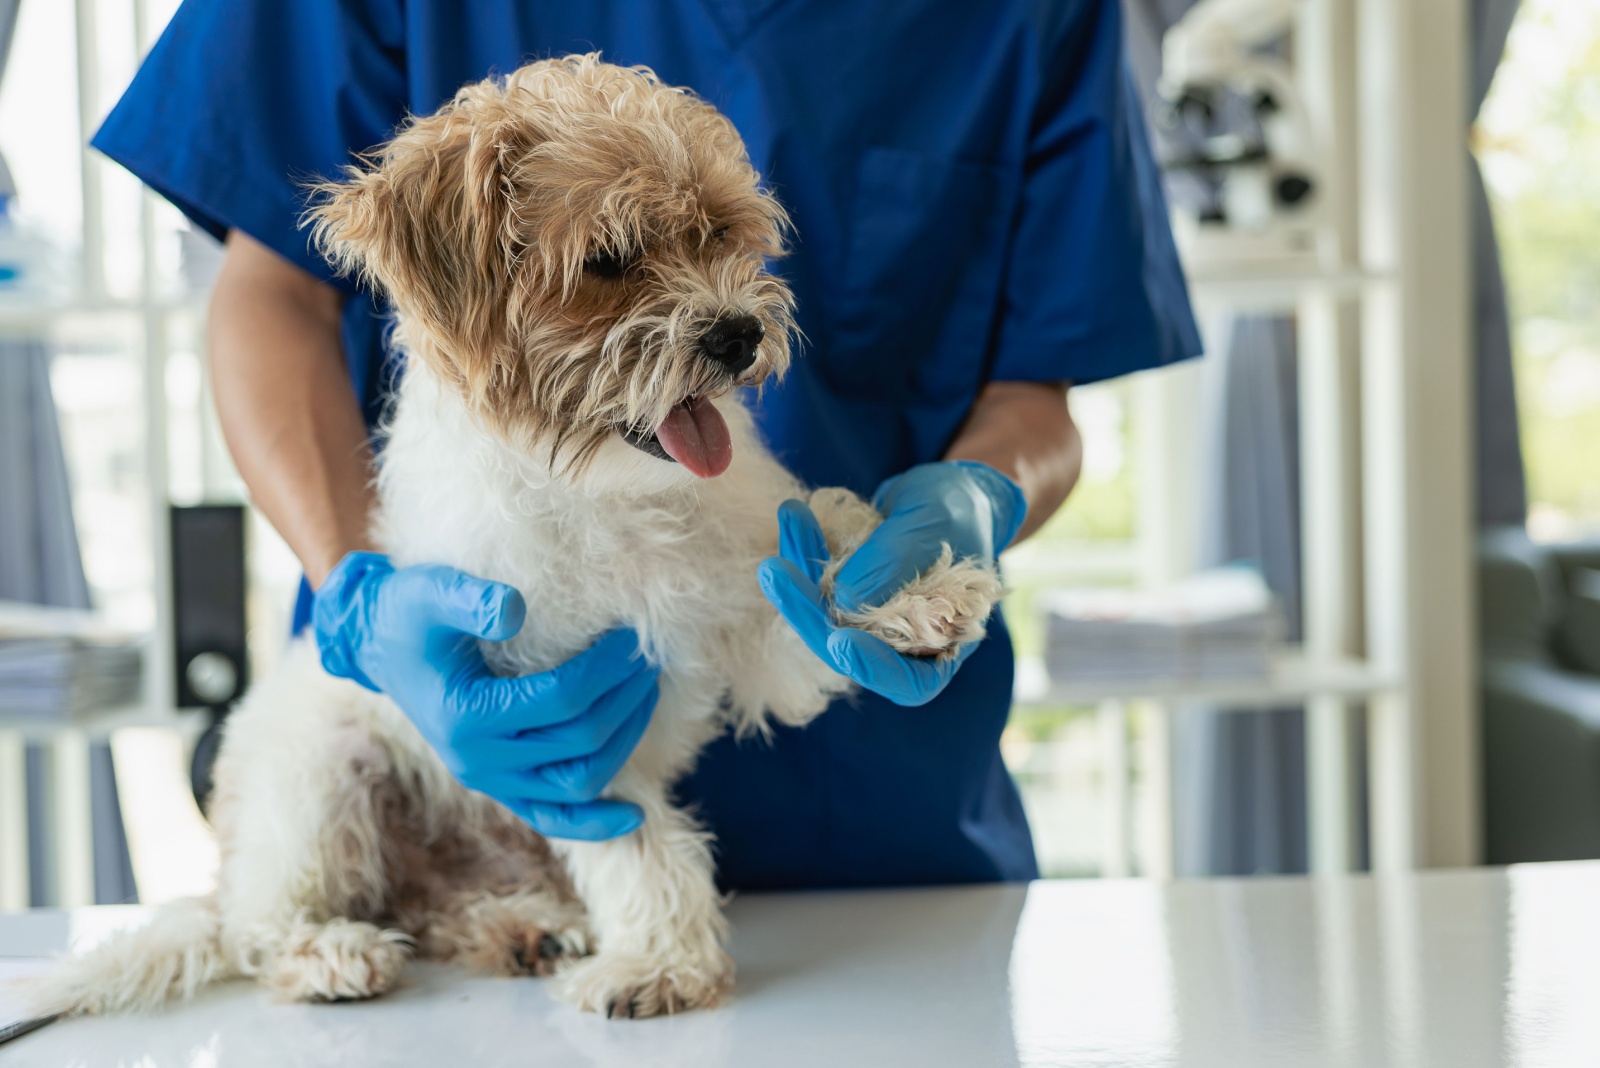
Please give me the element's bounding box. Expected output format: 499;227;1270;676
313;552;657;840
758;461;1026;707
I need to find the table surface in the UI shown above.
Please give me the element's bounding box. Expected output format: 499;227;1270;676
4;861;1600;1067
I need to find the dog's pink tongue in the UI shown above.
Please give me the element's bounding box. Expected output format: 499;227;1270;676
654;397;732;478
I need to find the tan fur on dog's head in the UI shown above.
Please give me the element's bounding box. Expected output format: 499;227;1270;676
308;53;795;474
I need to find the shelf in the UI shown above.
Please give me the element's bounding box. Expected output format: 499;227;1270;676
0;704;203;741
0;295;205;331
1184;267;1391;309
1012;651;1400;709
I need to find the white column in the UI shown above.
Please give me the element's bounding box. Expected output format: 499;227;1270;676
0;731;28;910
140;245;175;724
133;0;177;723
48;730;95;908
1129;363;1201;878
1299;293;1362;874
1098;700;1132;878
1138;701;1177;880
1297;0;1367;879
1135;363;1204;589
1357;0;1478;869
72;0;105;302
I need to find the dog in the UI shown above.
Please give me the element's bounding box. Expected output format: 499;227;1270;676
33;54;1003;1020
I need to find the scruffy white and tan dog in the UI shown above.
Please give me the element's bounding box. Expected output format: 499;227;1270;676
34;54;1001;1020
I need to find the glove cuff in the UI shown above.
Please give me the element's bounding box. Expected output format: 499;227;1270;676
943;461;1028;552
310;551;393;690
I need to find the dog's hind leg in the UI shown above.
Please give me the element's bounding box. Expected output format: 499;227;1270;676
219;762;417;1003
262;916;413;1002
551;781;730;1018
210;644;420;1002
26;646;425;1014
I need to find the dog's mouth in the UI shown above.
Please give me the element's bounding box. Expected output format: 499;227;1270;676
621;394;732;478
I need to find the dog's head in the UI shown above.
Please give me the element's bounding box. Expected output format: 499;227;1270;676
309;54;795;490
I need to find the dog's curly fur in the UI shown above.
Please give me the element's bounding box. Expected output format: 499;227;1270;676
31;55;1004;1020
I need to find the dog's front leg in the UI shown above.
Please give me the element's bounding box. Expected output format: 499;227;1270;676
550;776;731;1018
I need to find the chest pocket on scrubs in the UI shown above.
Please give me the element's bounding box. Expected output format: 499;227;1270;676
824;147;1018;404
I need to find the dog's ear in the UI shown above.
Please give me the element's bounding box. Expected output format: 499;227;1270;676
307;93;538;378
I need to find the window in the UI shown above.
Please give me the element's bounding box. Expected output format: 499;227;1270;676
1001;380;1146;877
1479;0;1600;540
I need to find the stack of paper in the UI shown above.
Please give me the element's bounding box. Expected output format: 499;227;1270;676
1041;568;1282;684
0;601;144;722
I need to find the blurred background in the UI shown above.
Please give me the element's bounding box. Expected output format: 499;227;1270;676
0;0;1596;906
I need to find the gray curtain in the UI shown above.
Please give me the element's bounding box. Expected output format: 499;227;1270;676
0;0;138;905
1178;318;1309;876
1125;0;1525;874
0;0;17;202
1471;0;1527;526
0;345;90;609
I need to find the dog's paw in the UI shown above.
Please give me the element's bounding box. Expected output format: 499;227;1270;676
267;918;413;1003
554;951;732;1018
832;545;1003;659
507;923;591;978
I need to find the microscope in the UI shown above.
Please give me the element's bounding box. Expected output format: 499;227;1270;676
1156;0;1328;272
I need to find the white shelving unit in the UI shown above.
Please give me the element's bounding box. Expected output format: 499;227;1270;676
0;0;200;911
1014;649;1403;879
1012;0;1478;880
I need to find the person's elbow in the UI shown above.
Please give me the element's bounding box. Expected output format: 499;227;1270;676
209;229;344;345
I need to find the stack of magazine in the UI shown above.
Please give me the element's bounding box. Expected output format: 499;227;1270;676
0;601;143;723
1041;568;1282;685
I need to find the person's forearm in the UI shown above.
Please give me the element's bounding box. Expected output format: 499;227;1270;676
208;231;376;587
944;380;1082;545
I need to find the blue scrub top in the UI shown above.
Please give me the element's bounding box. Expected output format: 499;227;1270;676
95;0;1199;890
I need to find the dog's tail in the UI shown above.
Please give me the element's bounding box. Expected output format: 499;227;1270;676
23;895;236;1017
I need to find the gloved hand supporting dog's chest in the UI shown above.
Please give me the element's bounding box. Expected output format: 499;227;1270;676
312;552;658;840
759;461;1023;706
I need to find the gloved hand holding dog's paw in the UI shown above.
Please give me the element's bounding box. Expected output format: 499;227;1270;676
313;552;656;840
759;461;1025;707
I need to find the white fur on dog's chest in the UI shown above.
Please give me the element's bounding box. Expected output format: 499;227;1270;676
374;365;791;685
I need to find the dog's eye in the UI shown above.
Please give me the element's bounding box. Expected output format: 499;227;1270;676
584;247;640;280
709;227;729;243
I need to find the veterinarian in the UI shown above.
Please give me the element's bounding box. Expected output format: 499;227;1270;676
95;0;1199;890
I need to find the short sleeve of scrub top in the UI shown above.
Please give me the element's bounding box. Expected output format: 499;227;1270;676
92;0;408;289
91;0;411;428
989;0;1201;386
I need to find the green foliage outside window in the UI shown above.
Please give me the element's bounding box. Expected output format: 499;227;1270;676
1480;0;1600;539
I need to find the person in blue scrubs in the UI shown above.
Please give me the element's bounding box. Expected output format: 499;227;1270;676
95;0;1199;890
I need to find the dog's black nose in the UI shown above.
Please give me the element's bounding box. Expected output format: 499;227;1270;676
699;314;765;376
